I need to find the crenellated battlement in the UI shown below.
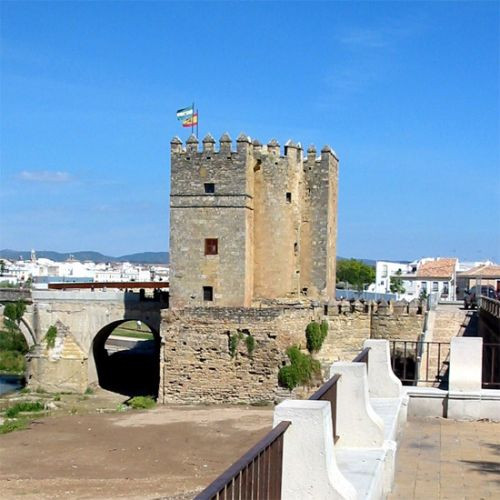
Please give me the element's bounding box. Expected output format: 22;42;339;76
170;132;338;161
327;299;423;316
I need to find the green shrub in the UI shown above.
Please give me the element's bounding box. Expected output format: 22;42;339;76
320;320;329;339
0;328;29;353
278;365;298;390
0;418;28;434
278;345;321;390
85;387;94;395
3;301;26;325
245;335;256;357
305;321;328;353
5;401;44;418
229;333;240;358
127;396;156;410
0;350;26;373
44;325;57;349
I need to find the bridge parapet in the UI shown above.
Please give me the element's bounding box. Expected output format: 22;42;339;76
480;296;500;319
479;296;500;345
0;288;32;303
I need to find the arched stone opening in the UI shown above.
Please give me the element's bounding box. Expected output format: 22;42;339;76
92;320;161;398
18;318;36;348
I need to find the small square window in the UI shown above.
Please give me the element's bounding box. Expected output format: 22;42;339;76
204;183;215;194
205;238;218;255
286;192;292;203
203;286;213;301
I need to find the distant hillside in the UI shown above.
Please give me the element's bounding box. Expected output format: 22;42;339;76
0;249;169;264
1;250;379;267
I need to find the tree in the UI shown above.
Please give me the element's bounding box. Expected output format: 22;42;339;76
390;269;406;295
336;259;375;292
0;260;5;275
3;300;26;326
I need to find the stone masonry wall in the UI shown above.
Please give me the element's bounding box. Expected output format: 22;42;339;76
160;304;320;404
159;300;424;404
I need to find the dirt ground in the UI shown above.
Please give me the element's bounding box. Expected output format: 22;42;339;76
0;401;273;499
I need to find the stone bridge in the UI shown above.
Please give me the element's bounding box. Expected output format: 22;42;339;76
1;289;167;393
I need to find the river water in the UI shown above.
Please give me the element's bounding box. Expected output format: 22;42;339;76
0;374;24;396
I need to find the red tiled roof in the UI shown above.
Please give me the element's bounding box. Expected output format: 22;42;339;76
457;264;500;279
416;258;457;279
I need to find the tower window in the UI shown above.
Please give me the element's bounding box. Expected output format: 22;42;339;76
286;192;292;203
203;286;213;301
205;238;218;255
204;183;215;193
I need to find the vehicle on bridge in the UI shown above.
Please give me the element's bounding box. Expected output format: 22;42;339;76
464;285;496;309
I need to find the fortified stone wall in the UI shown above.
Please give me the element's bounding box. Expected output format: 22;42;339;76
159;299;424;404
370;300;424;341
160;304;321;404
321;299;424;361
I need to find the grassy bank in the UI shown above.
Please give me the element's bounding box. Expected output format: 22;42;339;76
110;321;154;340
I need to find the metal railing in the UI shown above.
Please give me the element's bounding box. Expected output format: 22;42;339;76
194;420;291;500
389;340;450;386
352;347;370;365
309;374;341;442
483;343;500;388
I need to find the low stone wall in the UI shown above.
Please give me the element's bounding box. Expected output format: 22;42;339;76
322;313;371;361
322;300;424;362
160;305;320;404
160;300;424;404
0;288;32;303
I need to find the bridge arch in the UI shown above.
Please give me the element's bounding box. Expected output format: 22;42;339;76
91;319;161;398
18;317;36;348
0;303;35;348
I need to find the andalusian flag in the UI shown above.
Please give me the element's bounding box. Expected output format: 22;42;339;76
182;112;198;128
176;106;194;121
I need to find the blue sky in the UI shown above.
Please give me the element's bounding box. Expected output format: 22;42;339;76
1;1;499;262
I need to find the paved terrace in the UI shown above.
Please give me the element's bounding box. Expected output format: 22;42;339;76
390;417;500;499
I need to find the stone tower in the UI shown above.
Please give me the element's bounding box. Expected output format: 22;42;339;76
169;133;338;309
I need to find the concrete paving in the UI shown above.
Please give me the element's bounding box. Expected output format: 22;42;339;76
390;417;500;499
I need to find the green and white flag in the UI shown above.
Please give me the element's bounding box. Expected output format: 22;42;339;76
176;106;194;121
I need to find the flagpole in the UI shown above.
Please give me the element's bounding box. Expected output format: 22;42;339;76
196;107;199;138
192;102;194;136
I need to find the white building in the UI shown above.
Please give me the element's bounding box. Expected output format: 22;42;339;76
369;261;412;296
1;250;169;287
399;258;458;301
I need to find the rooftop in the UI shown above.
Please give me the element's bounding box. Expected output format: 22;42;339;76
416;258;458;279
457;263;500;279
